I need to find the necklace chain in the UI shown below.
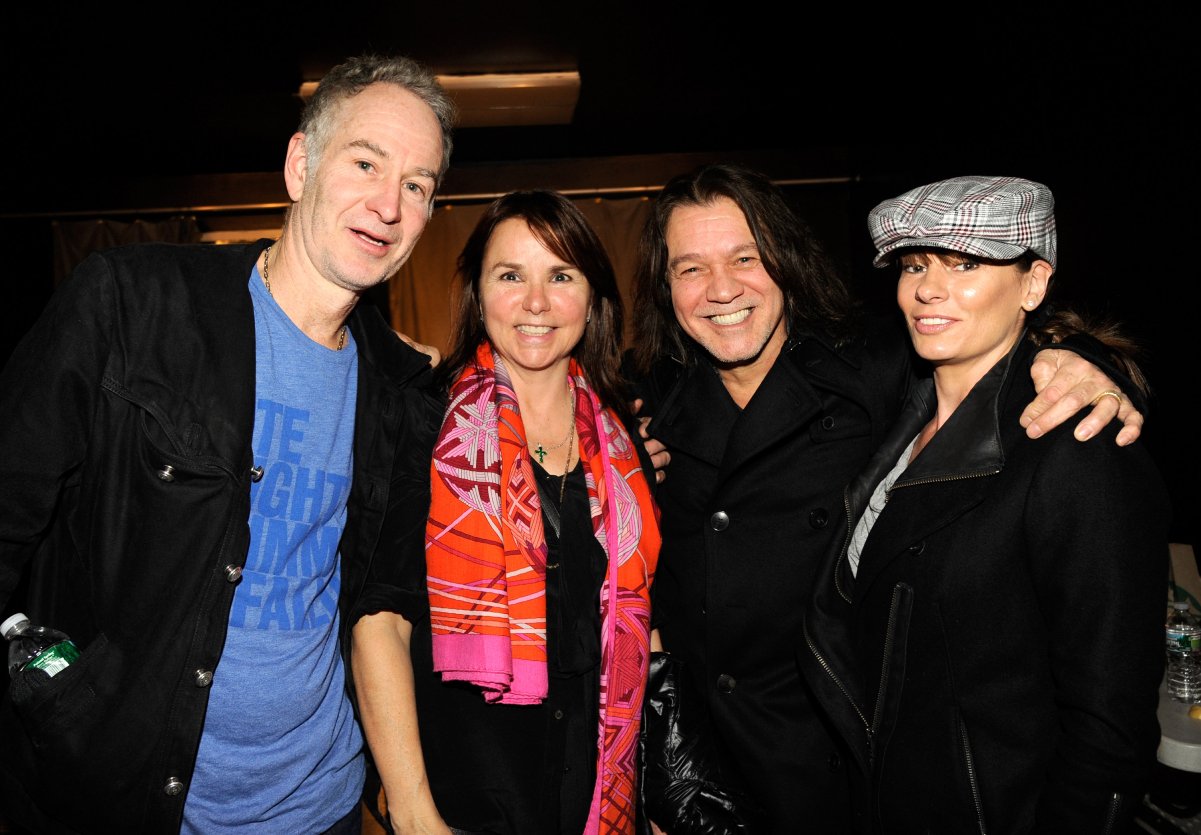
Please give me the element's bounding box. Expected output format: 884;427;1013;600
261;245;347;351
532;389;576;465
558;414;576;505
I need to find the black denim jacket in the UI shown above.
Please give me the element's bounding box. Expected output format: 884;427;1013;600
0;240;438;833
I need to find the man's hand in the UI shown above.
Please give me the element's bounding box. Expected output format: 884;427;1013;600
1023;348;1143;446
632;398;670;484
393;330;441;367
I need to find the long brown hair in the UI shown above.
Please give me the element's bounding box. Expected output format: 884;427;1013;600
437;190;630;415
632;163;856;373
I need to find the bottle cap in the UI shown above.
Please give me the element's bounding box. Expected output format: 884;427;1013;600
1;612;30;639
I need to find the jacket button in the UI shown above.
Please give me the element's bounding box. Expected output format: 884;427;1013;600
809;508;828;529
163;777;185;796
716;673;736;694
907;541;926;556
156;464;176;483
194;669;213;688
828;752;841;771
249;465;264;483
224;564;243;583
553;709;564;720
821;416;836;430
710;511;729;531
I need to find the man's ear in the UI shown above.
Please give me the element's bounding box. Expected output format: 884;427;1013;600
283;132;309;203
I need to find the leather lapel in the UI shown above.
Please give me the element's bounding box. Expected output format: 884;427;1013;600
843;380;934;536
851;349;1018;599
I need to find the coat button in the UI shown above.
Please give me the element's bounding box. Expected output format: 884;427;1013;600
809;508;828;529
828;752;841;771
553;709;564;720
194;669;213;688
156;464;176;483
710;511;729;531
907;541;926;556
821;416;836;430
163;777;185;796
224;564;243;583
716;673;736;694
249;465;264;482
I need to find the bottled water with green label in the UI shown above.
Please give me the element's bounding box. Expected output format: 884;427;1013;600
2;612;80;679
1166;601;1201;703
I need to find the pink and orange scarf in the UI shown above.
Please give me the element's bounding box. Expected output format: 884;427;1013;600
426;343;660;834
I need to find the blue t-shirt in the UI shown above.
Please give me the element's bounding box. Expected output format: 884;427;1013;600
183;269;364;833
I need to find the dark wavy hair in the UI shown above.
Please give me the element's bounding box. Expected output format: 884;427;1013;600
632;163;856;373
437;190;630;415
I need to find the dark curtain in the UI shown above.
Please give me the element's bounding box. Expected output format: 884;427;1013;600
52;216;202;287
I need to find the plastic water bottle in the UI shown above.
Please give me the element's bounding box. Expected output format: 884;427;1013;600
1165;602;1201;703
2;612;80;679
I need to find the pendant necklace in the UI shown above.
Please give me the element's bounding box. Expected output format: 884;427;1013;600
532;388;576;466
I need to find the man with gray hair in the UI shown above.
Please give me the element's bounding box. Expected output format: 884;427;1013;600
0;54;453;833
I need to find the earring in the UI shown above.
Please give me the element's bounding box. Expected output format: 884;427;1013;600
586;312;592;324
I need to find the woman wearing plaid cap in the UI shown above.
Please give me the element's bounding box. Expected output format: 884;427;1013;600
803;176;1168;833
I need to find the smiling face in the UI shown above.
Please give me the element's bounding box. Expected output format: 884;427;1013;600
665;197;787;387
897;250;1050;384
283;82;444;295
480;218;594;381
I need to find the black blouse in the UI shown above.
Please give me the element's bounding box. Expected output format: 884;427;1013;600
410;460;606;835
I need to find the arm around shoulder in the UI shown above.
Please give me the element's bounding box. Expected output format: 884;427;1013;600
1023;322;1149;446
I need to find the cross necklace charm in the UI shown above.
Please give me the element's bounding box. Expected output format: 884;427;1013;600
532;389;576;464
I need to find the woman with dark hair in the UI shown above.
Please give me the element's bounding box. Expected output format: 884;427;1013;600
803;176;1168;834
351;191;661;835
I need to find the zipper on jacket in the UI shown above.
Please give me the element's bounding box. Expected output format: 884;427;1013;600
803;621;873;763
1102;792;1122;835
835;488;856;604
871;584;905;736
957;715;988;835
890;468;999;493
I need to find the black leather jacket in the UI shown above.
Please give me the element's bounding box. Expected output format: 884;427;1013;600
803;336;1168;835
0;241;439;833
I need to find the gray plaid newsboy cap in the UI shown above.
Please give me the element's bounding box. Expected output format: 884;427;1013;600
868;175;1057;270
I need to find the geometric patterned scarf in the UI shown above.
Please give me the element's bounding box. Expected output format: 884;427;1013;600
426;342;660;833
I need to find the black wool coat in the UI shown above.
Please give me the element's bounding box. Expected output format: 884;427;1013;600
634;318;913;834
